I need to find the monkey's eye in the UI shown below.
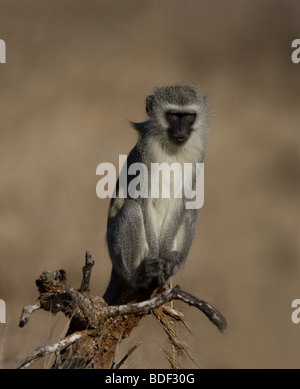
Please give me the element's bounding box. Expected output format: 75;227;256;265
167;113;178;121
184;114;196;122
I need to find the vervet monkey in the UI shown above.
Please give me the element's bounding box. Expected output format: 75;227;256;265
103;85;209;305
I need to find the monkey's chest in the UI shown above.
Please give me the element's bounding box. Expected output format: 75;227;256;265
148;197;181;240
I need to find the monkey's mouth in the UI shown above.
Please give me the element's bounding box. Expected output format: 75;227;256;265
173;134;188;144
168;128;190;144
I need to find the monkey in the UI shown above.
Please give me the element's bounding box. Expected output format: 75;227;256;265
103;85;209;305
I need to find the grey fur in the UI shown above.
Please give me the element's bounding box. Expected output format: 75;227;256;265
103;85;209;305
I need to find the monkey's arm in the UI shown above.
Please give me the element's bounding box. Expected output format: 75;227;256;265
160;208;198;279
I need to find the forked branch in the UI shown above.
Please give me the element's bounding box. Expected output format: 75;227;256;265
18;252;226;369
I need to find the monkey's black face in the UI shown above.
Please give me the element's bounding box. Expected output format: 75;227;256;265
166;112;196;145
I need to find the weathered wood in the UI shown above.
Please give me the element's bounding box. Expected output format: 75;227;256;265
79;250;95;292
18;252;226;369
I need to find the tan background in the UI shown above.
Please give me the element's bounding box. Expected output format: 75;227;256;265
0;0;300;368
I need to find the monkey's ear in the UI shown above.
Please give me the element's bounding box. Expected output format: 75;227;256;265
145;95;154;116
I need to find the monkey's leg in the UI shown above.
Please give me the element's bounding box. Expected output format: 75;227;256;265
104;200;148;304
104;200;162;303
160;209;197;280
107;200;148;285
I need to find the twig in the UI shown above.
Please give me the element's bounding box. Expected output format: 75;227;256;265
17;331;83;369
152;307;194;365
19;301;41;328
115;340;142;369
110;331;123;369
164;348;181;369
169;277;177;369
162;305;191;332
79;250;95;292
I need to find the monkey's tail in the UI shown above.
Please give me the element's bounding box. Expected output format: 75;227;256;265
103;268;137;305
103;268;155;306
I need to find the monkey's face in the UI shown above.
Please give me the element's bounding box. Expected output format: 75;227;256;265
165;111;196;145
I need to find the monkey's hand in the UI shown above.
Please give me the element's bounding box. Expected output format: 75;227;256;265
134;258;166;289
163;251;182;279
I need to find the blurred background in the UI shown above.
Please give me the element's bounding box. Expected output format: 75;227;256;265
0;0;300;369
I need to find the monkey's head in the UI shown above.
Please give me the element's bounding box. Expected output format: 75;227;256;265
144;85;208;147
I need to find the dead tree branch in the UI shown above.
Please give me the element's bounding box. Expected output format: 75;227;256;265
18;252;226;369
79;250;94;292
18;332;84;369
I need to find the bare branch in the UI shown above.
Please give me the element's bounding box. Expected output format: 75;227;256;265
162;305;191;332
18;252;226;369
79;250;95;292
18;301;41;328
17;331;83;369
115;340;142;369
100;285;226;332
